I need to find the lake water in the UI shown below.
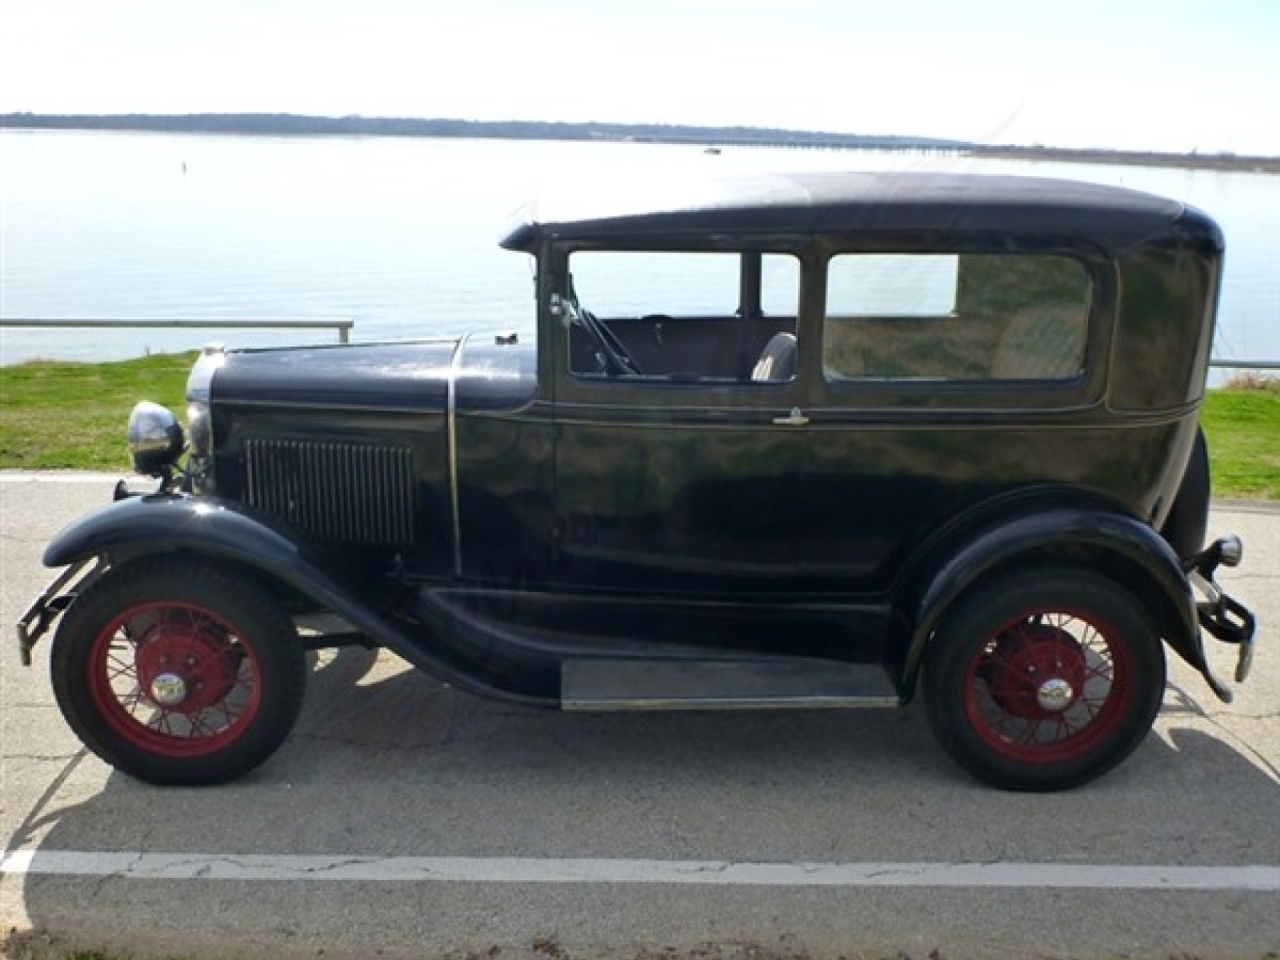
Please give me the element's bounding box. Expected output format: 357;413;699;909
1;129;1277;367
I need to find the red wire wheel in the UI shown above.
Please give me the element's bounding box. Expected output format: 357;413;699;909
88;601;263;758
52;558;306;786
923;566;1166;791
965;611;1131;765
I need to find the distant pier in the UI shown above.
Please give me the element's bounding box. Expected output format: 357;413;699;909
4;112;1278;173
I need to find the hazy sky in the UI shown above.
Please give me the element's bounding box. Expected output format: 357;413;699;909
2;0;1277;154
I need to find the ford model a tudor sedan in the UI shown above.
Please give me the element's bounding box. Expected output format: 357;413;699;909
18;172;1257;791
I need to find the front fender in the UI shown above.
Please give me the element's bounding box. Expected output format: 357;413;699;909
901;506;1212;696
45;493;312;572
44;493;384;656
42;494;551;707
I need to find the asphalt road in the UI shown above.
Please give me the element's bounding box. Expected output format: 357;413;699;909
1;474;1277;960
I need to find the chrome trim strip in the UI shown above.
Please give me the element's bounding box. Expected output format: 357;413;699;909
446;335;469;577
562;695;900;711
560;658;902;711
560;701;901;716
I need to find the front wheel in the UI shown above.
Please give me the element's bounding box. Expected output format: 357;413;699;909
922;566;1165;791
51;557;307;786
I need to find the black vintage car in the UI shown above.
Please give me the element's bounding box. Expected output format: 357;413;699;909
18;171;1257;791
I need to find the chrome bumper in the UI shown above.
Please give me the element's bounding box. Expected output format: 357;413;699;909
1185;536;1257;684
14;558;99;667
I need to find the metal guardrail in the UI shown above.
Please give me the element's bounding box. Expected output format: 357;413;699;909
1210;359;1280;371
0;317;354;344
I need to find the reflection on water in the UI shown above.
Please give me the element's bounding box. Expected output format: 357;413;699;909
1;130;1276;366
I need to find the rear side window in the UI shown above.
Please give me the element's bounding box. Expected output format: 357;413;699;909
823;253;1090;381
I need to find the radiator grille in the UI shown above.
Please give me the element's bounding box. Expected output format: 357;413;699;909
243;438;416;544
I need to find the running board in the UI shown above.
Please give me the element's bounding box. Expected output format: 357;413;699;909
561;659;899;711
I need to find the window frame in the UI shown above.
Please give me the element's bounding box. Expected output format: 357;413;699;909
810;236;1114;414
544;236;815;409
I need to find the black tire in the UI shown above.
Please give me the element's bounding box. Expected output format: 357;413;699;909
50;556;307;786
922;566;1165;792
1160;427;1210;559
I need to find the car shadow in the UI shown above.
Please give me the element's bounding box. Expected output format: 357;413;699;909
6;645;1280;959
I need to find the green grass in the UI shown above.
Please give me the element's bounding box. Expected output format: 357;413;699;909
0;352;1276;498
1201;381;1280;499
0;352;196;470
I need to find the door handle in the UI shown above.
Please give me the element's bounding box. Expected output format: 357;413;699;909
772;407;810;426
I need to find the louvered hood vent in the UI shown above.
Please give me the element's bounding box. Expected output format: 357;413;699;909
244;438;416;544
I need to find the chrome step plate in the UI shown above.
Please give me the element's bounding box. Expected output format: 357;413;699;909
561;658;899;711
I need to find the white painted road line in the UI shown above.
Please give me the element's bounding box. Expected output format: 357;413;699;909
0;472;126;483
2;851;1278;890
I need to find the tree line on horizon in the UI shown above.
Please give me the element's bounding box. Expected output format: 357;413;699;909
4;112;1277;171
0;111;967;149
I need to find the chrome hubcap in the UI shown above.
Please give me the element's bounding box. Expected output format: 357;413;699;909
149;672;188;706
1036;677;1075;712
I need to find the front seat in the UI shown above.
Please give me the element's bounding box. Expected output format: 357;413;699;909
750;332;798;382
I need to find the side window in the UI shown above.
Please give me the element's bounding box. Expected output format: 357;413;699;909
827;254;959;317
823;253;1090;381
563;250;801;382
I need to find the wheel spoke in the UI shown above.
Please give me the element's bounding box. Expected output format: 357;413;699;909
120;688;146;711
155;710;175;737
187;712;215;738
1016;718;1043;746
106;658;136;684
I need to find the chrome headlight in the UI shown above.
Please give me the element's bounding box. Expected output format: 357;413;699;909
184;344;225;488
186;343;226;405
187;401;213;460
127;402;185;477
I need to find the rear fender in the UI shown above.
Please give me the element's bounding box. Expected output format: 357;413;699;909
899;506;1214;698
42;494;552;706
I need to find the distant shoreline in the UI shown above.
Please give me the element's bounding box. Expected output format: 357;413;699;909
965;144;1280;173
4;112;1279;174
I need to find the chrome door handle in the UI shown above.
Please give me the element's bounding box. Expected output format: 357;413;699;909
772;407;810;426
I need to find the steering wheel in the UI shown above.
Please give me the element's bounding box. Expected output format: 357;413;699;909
579;308;643;376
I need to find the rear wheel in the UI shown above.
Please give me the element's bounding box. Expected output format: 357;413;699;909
923;566;1165;791
51;557;306;786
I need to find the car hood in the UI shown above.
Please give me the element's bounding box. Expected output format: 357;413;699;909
208;335;537;414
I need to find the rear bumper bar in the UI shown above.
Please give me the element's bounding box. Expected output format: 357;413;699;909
1185;536;1257;684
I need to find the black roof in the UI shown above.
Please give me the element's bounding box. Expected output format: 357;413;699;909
501;171;1216;253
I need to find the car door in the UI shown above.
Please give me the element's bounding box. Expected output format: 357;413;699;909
546;246;841;594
